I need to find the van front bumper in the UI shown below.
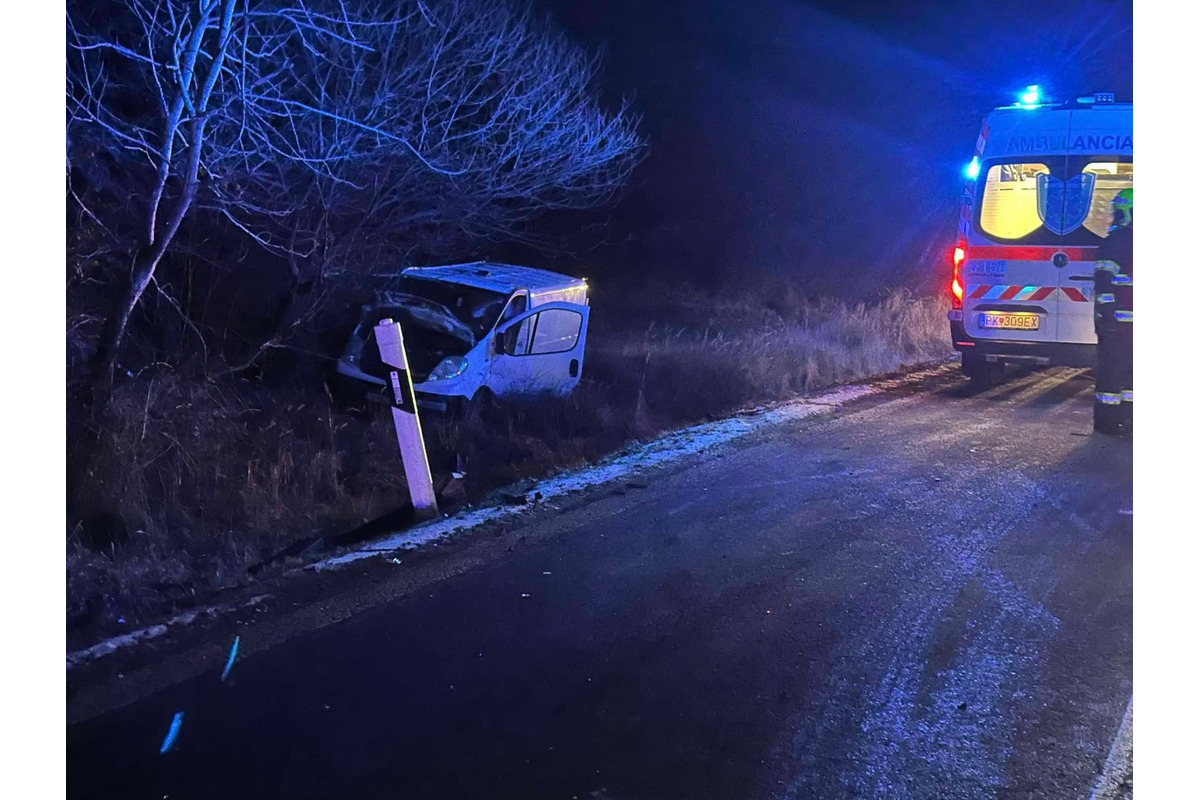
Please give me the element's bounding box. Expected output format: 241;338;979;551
949;314;1096;368
334;360;471;410
335;360;388;389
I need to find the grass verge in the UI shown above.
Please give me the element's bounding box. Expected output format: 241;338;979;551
67;286;952;646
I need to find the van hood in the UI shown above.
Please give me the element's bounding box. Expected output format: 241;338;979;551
343;292;477;385
374;291;476;346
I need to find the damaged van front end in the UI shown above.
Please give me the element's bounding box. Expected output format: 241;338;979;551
334;263;591;411
335;291;493;409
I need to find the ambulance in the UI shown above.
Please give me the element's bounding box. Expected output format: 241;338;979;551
948;86;1133;382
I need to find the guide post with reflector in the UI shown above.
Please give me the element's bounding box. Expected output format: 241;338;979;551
375;318;439;521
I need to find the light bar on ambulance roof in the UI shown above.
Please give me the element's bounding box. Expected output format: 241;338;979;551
1018;85;1042;107
964;157;981;180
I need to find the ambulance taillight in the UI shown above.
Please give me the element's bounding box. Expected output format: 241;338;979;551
951;244;966;309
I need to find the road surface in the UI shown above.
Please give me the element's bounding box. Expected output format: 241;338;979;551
67;365;1133;799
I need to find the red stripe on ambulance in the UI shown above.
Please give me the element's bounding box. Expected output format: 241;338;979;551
964;285;1087;302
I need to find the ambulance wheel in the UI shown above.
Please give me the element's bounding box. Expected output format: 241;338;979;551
962;355;1004;385
1093;401;1132;438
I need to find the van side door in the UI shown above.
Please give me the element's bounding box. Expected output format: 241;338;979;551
488;302;590;398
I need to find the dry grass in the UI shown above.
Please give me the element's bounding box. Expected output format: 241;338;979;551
67;287;951;643
596;287;950;424
67;376;408;636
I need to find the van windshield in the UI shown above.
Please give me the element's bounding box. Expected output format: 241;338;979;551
976;157;1133;244
394;277;509;338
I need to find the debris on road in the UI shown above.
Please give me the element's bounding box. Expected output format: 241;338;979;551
499;478;538;506
435;473;469;509
220;636;240;682
158;712;184;755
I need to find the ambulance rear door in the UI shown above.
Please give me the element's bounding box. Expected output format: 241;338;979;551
966;156;1066;347
1054;105;1133;344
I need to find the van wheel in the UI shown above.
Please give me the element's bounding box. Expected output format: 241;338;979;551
962;356;1005;386
466;388;499;417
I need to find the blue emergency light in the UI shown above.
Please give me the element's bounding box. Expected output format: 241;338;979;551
1019;85;1042;107
964;157;981;180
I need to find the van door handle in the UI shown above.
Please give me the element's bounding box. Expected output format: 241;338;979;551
569;359;579;377
1068;275;1095;281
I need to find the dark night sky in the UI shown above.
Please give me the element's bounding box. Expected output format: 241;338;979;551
537;0;1133;297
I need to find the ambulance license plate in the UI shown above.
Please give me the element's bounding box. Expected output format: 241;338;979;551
978;312;1040;331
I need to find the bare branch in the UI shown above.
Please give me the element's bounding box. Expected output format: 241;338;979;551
150;274;209;363
67;0;644;367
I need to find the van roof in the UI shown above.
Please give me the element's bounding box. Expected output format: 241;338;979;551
398;262;587;294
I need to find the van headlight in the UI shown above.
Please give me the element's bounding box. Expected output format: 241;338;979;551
426;356;468;382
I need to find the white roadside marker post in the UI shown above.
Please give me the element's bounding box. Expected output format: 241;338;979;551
374;318;439;521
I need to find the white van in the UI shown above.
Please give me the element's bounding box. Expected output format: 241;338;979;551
948;89;1133;382
336;262;590;409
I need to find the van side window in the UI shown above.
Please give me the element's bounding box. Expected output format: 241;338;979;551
979;162;1050;240
528;309;583;355
1081;161;1134;237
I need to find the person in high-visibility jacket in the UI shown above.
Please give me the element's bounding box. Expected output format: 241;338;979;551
1093;188;1133;436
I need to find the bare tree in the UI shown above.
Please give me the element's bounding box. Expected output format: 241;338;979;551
66;0;643;376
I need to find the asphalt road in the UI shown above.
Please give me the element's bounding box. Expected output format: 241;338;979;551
66;366;1133;800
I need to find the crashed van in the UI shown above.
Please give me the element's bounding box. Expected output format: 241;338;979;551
335;262;590;409
949;87;1132;382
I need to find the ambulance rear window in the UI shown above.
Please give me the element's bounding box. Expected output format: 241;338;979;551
976;157;1132;242
979;163;1050;240
1081;161;1134;237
